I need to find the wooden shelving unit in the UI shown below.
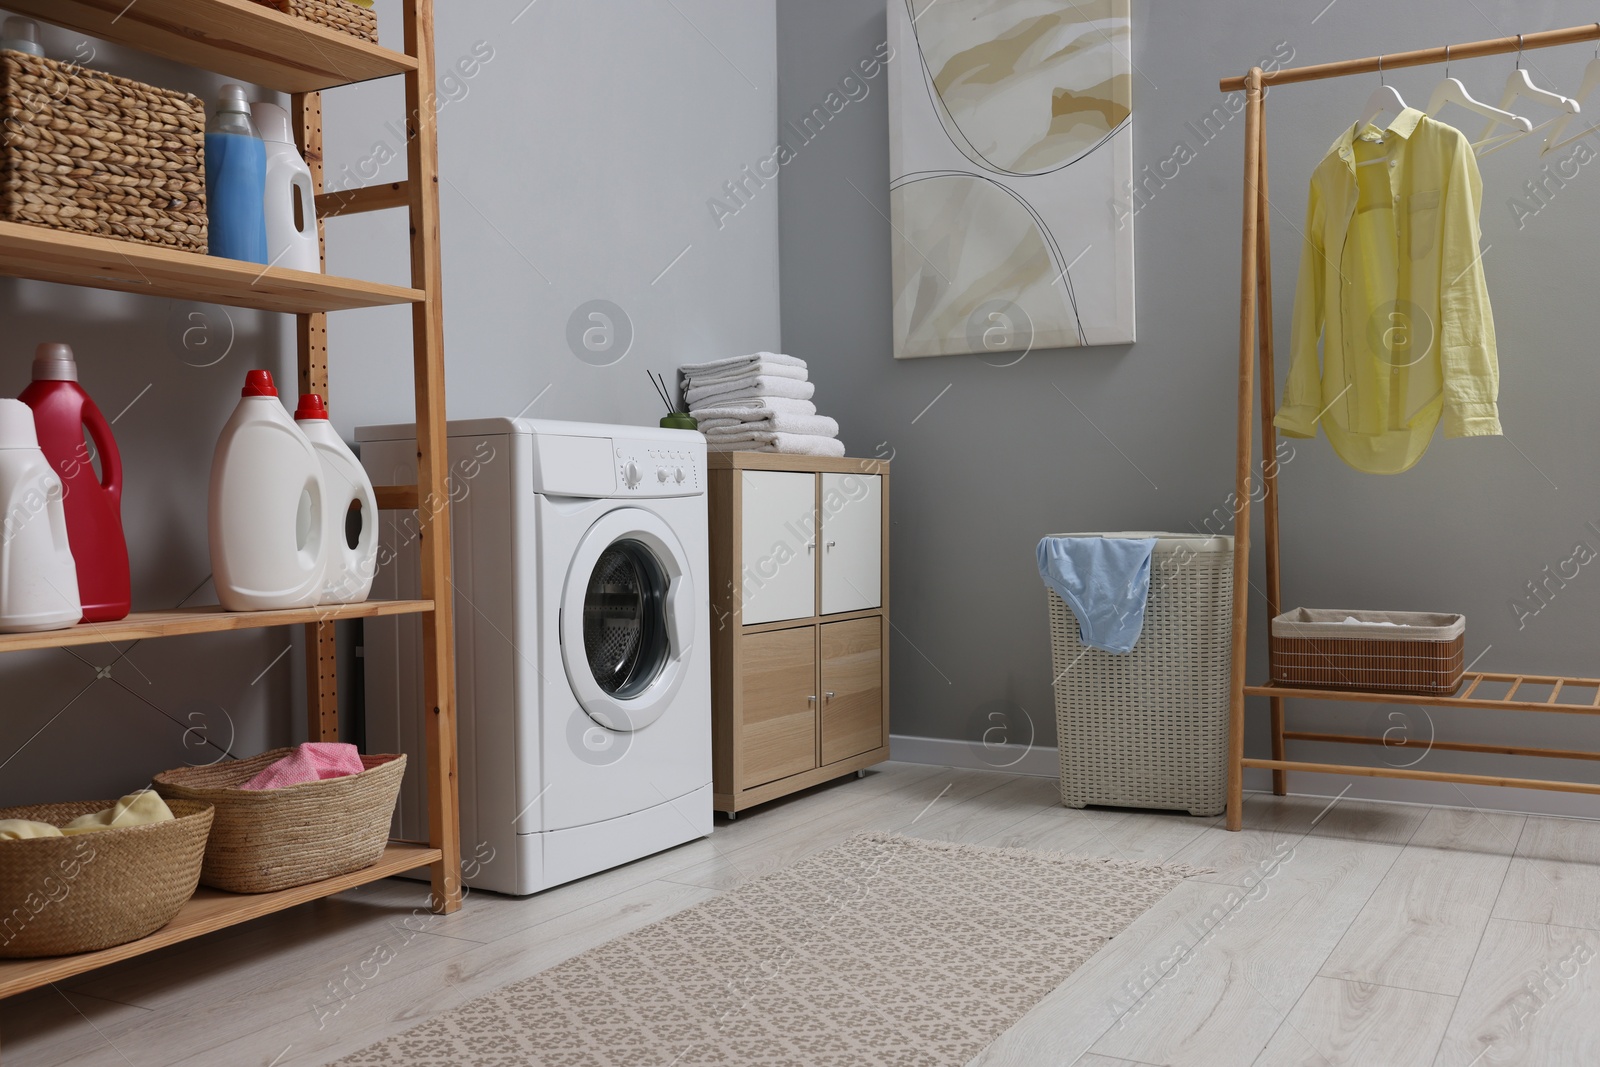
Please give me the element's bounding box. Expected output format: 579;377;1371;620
1218;23;1600;830
0;0;460;998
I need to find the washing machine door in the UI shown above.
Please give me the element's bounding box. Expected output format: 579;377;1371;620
560;507;695;732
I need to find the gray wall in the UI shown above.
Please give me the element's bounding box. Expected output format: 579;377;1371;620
0;1;780;806
777;0;1600;814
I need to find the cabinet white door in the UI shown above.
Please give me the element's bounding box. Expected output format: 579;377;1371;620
820;473;881;615
740;471;816;625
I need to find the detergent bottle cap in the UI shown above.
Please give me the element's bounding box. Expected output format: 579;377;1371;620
294;393;330;420
0;398;40;450
242;370;277;397
31;342;78;382
250;102;295;145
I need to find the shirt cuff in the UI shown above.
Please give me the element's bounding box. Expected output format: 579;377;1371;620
1443;402;1501;438
1273;406;1318;438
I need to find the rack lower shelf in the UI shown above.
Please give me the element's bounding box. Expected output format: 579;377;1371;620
0;600;434;654
1245;670;1600;714
0;843;441;998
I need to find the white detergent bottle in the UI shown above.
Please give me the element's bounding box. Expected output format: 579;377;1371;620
209;370;329;611
249;102;321;273
294;393;378;604
0;399;82;632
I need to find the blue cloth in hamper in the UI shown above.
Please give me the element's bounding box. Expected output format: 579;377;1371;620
1036;536;1159;654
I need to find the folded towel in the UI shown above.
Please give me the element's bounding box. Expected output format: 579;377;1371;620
0;819;63;840
1036;536;1159;654
61;790;176;836
704;413;839;438
686;376;815;407
679;351;806;376
706;432;846;457
689;398;817;421
239;742;366;791
684;360;808;387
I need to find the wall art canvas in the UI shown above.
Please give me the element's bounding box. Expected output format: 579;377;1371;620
888;0;1134;358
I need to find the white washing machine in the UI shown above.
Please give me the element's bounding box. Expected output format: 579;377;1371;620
357;417;712;896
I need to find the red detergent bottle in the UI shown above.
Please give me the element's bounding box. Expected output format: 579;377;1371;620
19;343;131;622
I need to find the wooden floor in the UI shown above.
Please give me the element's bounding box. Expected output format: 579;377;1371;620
4;762;1599;1065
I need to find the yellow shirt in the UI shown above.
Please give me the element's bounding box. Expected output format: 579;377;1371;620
1275;108;1501;474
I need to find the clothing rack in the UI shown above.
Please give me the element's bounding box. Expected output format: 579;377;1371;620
1218;22;1600;832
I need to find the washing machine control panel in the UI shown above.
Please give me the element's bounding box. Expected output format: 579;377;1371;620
613;442;703;497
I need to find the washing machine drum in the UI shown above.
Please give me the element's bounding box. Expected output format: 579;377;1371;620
561;509;695;732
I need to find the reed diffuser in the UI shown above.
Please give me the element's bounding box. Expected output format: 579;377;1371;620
649;371;696;430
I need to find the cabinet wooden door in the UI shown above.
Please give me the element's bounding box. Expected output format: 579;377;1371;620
740;471;816;625
739;626;818;788
820;473;881;615
820;617;883;765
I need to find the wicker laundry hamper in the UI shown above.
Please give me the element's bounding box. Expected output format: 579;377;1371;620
1046;532;1234;816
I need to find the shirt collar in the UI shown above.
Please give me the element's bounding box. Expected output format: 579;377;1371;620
1335;107;1426;165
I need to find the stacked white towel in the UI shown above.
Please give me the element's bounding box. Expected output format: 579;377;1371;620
681;352;844;457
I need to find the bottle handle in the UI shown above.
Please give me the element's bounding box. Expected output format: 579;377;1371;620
300;469;324;573
291;169;317;239
80;397;122;507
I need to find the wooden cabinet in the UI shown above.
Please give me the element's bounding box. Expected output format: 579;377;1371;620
709;454;890;815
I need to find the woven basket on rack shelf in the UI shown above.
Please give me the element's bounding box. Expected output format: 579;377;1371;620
1047;533;1234;817
1270;608;1466;695
152;751;405;894
0;51;206;251
0;799;213;958
252;0;379;43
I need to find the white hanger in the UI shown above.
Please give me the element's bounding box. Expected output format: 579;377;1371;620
1476;36;1580;156
1358;55;1408;133
1542;38;1600;154
1426;45;1532;133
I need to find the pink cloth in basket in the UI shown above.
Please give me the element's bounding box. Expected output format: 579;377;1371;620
238;742;366;791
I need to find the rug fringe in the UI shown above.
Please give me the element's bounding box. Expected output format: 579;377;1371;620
852;830;1215;878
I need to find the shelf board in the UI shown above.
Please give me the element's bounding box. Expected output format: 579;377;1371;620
0;843;441;998
1247;670;1600;715
0;222;422;314
0;600;433;653
6;0;416;94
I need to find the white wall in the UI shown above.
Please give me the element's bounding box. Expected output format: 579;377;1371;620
0;0;780;807
777;0;1600;816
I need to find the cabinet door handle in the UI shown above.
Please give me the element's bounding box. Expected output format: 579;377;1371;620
806;541;814;553
826;540;836;549
824;690;836;701
806;694;816;704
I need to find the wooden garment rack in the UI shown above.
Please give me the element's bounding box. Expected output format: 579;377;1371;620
1219;22;1600;831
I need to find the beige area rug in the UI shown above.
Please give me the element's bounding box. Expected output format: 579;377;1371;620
335;832;1202;1066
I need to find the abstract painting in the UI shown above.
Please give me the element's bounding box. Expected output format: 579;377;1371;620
888;0;1134;358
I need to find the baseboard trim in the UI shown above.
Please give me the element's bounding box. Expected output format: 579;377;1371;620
889;733;1059;777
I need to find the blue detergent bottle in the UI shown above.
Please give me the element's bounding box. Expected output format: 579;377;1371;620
205;84;268;263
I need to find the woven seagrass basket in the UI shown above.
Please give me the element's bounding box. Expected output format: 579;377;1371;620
0;51;206;251
0;799;213;958
253;0;379;43
153;751;405;894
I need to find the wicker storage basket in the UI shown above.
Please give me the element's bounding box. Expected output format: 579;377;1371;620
1271;608;1466;695
0;51;206;251
252;0;379;43
0;799;212;958
1046;533;1234;816
152;751;405;893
